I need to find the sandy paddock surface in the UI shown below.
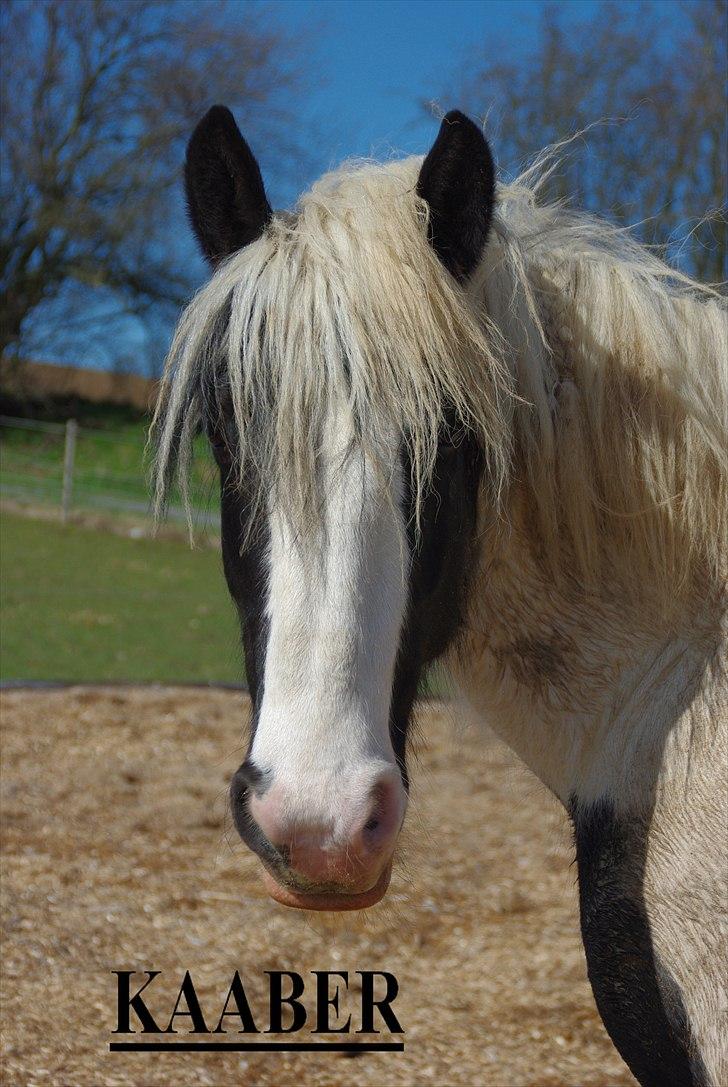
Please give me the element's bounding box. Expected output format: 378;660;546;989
1;687;634;1087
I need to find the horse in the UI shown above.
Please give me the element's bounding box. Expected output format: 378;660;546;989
152;106;727;1086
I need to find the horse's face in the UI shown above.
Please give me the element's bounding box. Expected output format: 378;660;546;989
185;107;494;910
213;405;483;909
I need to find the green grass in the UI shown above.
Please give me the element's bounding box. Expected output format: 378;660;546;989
1;512;242;683
1;511;449;695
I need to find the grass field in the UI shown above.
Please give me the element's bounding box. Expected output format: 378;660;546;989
0;398;217;519
0;512;242;683
1;509;448;693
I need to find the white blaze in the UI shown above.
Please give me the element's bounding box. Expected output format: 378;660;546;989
249;409;409;840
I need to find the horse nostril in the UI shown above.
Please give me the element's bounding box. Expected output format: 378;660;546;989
238;758;269;796
364;816;380;833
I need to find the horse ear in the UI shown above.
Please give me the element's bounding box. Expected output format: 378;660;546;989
416;110;495;282
184;105;272;267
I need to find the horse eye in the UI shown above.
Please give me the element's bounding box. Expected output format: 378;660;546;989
207;424;233;462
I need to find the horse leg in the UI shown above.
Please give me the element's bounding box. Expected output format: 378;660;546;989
571;796;725;1087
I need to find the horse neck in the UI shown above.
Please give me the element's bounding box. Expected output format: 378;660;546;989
445;485;726;811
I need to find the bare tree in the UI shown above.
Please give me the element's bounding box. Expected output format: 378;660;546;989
451;0;727;281
0;0;312;371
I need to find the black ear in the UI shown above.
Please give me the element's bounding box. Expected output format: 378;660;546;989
416;110;495;282
184;105;272;266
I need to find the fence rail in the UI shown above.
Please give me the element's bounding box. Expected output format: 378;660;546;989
0;414;218;528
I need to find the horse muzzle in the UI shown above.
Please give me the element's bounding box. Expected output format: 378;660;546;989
231;761;405;911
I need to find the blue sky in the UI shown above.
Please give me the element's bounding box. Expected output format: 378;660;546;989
260;0;605;202
35;0;691;369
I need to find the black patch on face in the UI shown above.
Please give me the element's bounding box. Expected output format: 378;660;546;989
390;428;484;786
211;437;279;864
570;796;706;1087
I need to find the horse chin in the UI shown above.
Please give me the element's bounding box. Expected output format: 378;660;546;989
261;863;393;912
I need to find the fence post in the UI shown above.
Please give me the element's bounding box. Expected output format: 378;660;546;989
61;419;78;522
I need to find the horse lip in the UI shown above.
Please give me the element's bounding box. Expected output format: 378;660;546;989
261;862;393;912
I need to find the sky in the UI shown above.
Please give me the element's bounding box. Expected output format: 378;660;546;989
32;0;691;370
259;0;605;203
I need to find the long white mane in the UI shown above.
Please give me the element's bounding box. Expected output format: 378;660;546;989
152;152;727;599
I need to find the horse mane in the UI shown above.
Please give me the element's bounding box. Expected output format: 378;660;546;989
484;161;727;599
152;152;727;600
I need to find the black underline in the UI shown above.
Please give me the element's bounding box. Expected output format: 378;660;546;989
109;1041;404;1053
